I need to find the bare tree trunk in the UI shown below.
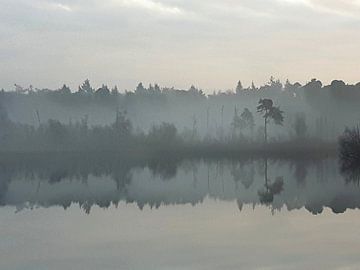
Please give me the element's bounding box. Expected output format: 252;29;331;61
206;107;209;133
264;158;268;190
221;105;224;141
264;116;268;144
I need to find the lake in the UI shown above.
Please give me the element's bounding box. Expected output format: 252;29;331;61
1;156;360;270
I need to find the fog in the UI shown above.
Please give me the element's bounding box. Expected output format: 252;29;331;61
0;78;358;155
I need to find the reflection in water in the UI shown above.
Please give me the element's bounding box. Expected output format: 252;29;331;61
0;153;359;215
257;158;284;206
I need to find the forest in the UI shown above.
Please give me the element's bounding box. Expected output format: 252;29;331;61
0;77;359;159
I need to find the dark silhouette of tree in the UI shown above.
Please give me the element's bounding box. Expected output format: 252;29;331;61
188;85;204;97
306;78;322;90
251;81;257;91
59;84;71;95
284;79;302;93
111;86;119;95
303;78;323;107
236;80;243;94
135;82;146;95
95;84;110;97
257;99;284;143
268;76;283;91
78;79;94;94
284;79;292;91
330;80;347;100
154;84;161;94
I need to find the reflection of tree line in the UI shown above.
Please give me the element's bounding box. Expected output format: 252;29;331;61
339;127;360;185
0;154;358;214
0;153;180;189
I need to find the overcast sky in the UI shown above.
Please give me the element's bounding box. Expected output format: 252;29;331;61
0;0;360;92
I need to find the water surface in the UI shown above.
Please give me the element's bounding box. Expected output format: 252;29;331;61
1;156;359;270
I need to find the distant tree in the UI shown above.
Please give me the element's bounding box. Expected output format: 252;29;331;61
148;122;177;144
284;79;292;91
303;79;323;107
188;85;205;97
268;76;283;91
78;79;94;94
240;108;255;134
231;108;255;138
304;78;322;91
111;86;119;95
231;107;242;137
189;85;197;92
45;119;67;146
236;80;243;94
154;84;161;94
293;113;307;138
257;99;284;143
285;79;302;95
293;82;302;88
331;80;346;88
95;84;110;97
147;83;161;95
135;82;146;95
148;84;154;92
330;80;348;100
113;110;132;138
251;81;257;91
56;84;71;95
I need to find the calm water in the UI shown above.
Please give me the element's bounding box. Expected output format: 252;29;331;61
1;157;360;270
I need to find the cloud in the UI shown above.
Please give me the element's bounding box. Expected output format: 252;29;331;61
299;0;360;18
52;3;73;11
34;1;73;12
270;0;360;19
110;0;183;15
278;0;311;5
0;0;360;91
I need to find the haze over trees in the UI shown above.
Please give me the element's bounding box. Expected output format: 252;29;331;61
0;77;359;215
0;77;358;158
